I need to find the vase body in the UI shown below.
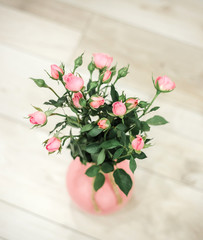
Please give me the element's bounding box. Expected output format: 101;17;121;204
66;157;134;215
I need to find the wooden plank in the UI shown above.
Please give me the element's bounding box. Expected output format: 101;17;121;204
0;201;94;240
0;0;92;32
0;4;81;61
70;14;203;113
0;118;202;240
59;0;203;48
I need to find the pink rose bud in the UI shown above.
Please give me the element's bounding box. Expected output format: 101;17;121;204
90;96;105;109
98;118;110;130
112;101;127;116
28;111;47;125
46;137;61;153
93;53;113;69
72;92;83;108
132;135;144;151
103;70;112;82
50;64;63;79
126;98;139;109
155;76;176;92
63;73;84;92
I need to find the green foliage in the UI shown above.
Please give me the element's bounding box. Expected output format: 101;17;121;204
31;78;48;88
85;165;100;177
97;149;106;165
129;156;137;173
110;85;119;102
88;126;103;137
146;115;168;125
85;143;101;154
100;139;121;149
113;169;132;196
101;162;114;173
94;172;105;191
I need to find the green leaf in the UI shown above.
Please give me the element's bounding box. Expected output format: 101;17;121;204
133;151;147;159
31;78;48;88
149;106;160;113
66;116;80;128
85;143;101;154
100;139;121;149
88;126;103;137
49;121;64;134
115;123;127;132
88;81;98;92
45;108;55;117
79;98;86;107
32;105;42;112
113;169;132;196
97;149;105;165
113;148;124;160
129;156;137;173
85;165;100;177
101;162;114;173
146;115;168;126
120;131;126;146
110;85;119;102
81;124;94;133
140;121;150;132
94;173;105;191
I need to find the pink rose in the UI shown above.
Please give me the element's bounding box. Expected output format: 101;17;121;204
63;73;84;92
28;111;46;125
90;96;105;109
103;70;112;82
132;135;144;151
112;101;126;116
46;137;61;153
126;98;138;109
72;92;83;108
93;53;113;69
155;76;176;92
98;118;110;130
50;64;63;79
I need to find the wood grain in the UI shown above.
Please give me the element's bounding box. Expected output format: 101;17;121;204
60;0;203;48
0;4;81;61
0;200;94;240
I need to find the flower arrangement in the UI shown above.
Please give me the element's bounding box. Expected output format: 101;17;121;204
28;53;175;196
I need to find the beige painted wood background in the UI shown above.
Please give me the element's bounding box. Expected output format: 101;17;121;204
0;0;202;239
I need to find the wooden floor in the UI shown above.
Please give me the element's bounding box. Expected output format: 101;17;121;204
0;0;203;239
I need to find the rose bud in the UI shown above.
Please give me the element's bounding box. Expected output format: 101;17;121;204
103;70;112;83
63;73;84;92
132;135;144;151
72;92;83;108
50;64;63;79
93;53;113;69
112;101;127;116
126;98;139;109
28;111;47;125
46;137;61;153
98;118;111;130
155;76;176;92
90;96;105;109
117;65;129;79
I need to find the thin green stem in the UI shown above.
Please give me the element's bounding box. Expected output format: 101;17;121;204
48;87;60;98
51;113;66;117
139;91;160;119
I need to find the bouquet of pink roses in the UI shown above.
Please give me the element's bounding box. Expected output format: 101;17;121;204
28;53;175;196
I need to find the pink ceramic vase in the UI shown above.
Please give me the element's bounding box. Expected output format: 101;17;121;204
66;157;134;215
